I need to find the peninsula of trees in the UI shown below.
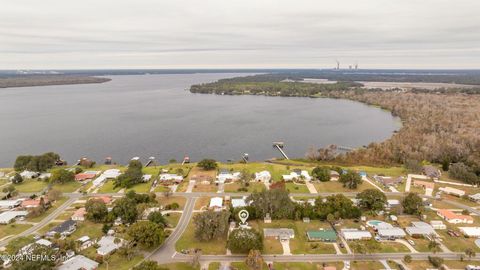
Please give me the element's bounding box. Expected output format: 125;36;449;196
0;75;111;88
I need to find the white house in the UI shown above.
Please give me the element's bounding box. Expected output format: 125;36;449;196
159;173;183;183
209;197;223;209
254;171;271;183
142;174;152;182
231;197;247;208
386;199;400;208
77;236;93;250
341;229;372;240
20;170;39;179
0;210;28;224
282;170;312;182
97;236;124;256
59;255;99;270
469;193;480;203
439;186;465;197
71;208;86;221
377;227;406;240
0;199;22;210
459;227;480;238
216;170;241;183
430;220;447;230
405;221;437;237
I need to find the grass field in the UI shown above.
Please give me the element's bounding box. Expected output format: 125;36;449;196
97;180;121;193
175;213;227;254
273;262;343;270
68;220;104;240
51;181;82;192
157;196;186;210
0;224;32;240
164;212;182;228
223;182;265;193
285;183;310;193
159;263;199;270
313;180;376;193
14;180;48;193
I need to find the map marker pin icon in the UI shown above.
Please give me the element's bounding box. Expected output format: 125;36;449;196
238;209;249;225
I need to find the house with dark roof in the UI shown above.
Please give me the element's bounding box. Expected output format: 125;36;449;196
423;165;441;179
46;219;77;238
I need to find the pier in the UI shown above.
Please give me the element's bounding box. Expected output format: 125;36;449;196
273;142;289;160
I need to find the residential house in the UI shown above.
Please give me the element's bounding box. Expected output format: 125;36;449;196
430;220;447;230
159;173;184;184
216;169;241;184
330;170;340;181
423;165;441;179
0;211;28;224
231;197;247;208
71;208;86;221
141;174;152;182
439;186;465;197
405;221;437;238
341;229;372;241
77;236;93;250
306;229;337;242
20;170;39;179
38;173;52;180
254;171;271;183
282;170;312;182
0;199;22;210
263;228;295;241
377;227;406;240
459;227;480;238
89;196;112;205
209;197;223;210
469;193;480;203
75;173;97;181
386;199;400;209
437;209;473;224
21;198;49;209
97;236;124;256
58;255;99;270
46;219;77;238
373;175;403;187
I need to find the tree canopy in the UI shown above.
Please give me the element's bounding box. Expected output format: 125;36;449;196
402;192;424;215
114;160;144;188
197;159;218;170
85;199;108;222
227;228;263;254
50;169;74;184
193;210;230;241
356;189;387;212
339;170;363;189
127;221;165;248
246;189;296;219
311;166;330;182
14;152;60;172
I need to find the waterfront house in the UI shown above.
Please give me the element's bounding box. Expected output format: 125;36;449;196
75;173;97;181
282;170;312;182
254;171;271;183
20;170;40;179
437;209;473;224
159;173;184;184
216;169;241;184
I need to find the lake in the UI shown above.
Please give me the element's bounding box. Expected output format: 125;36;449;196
0;73;401;167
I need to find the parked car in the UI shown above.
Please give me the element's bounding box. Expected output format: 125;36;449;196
407;239;415;246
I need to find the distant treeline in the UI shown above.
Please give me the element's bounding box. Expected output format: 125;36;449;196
0;75;111;88
190;74;480;185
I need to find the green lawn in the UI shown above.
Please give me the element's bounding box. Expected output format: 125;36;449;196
27;196;69;222
313;181;375;193
98;253;143;270
0;224;33;240
14;180;48;193
38;222;62;235
97;180;121;193
67;221;104;240
208;262;220;270
126;182;152;193
164;213;182;228
175;214;227;254
51;181;82;192
159;263;200;270
285;183;310;193
223;182;266;193
249;219;336;255
273;262;343;270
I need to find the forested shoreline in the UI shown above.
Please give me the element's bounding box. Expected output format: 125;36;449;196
190;76;480;184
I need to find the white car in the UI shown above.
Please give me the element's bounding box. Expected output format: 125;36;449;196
407;239;415;246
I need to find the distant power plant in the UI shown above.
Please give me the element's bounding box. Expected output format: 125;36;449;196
334;61;358;70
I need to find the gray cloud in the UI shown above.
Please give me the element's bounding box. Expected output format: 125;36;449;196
1;0;479;69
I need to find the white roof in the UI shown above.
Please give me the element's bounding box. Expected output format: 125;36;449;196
142;174;152;181
97;236;123;255
35;239;52;246
387;199;400;205
459;227;480;236
411;221;432;228
59;255;99;270
430;220;445;225
102;169;121;178
209;197;223;208
159;173;183;181
341;229;372;239
439;186;465;195
77;236;90;243
231;198;247;208
255;171;271;179
0;200;21;208
0;210;28;223
377;227;406;237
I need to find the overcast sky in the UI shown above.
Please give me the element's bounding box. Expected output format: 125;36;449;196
1;0;479;69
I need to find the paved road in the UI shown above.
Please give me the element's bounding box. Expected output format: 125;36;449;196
146;197;196;262
0;194;79;247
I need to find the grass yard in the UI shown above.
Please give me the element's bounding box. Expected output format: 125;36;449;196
208;262;220;270
126;182;152;193
313;181;376;193
285;183;310;193
249;219;336;255
97;180;121;193
437;229;480;252
0;224;32;240
223;182;266;193
192;183;217;192
194;196;212;210
164;212;182;228
27;196;69;222
378;241;410;253
51;181;82;192
157;196;186;210
350;261;385;270
14;180;48;193
175;214;227;254
38;221;62;235
68;220;104;240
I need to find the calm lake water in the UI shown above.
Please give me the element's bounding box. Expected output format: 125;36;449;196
0;73;401;167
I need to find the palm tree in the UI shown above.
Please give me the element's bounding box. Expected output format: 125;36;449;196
428;239;441;254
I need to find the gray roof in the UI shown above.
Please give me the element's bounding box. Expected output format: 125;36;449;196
377;227;406;237
0;210;28;223
58;255;99;270
49;219;76;234
263;228;294;238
